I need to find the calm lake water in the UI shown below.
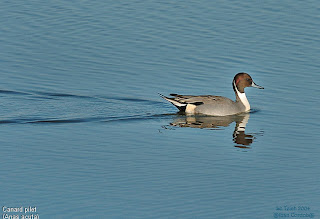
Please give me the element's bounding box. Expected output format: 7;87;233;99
1;1;319;218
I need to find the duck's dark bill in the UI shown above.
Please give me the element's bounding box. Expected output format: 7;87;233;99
251;82;264;89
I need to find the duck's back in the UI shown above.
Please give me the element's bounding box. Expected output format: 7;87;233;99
168;94;245;116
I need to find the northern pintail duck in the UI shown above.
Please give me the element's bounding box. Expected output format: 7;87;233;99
160;72;263;116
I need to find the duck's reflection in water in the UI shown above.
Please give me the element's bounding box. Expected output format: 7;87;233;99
169;113;260;149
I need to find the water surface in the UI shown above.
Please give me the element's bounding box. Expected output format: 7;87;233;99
0;1;319;218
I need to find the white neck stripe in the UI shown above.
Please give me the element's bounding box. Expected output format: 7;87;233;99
233;81;250;111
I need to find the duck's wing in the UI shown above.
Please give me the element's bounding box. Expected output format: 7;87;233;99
159;93;230;112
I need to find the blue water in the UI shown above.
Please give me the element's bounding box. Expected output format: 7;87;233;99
1;1;319;218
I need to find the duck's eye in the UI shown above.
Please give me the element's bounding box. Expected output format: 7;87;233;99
246;78;251;81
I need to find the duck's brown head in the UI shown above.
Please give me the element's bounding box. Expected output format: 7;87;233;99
233;72;264;93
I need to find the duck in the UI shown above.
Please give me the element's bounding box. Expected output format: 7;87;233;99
160;72;264;116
